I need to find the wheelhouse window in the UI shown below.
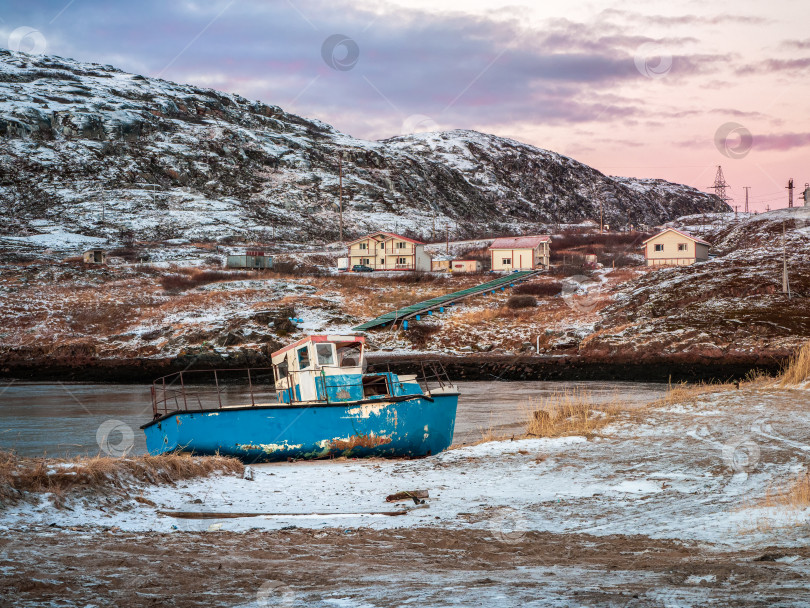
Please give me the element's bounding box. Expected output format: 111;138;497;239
316;343;335;366
275;359;288;380
336;342;363;368
654;244;664;252
297;346;311;369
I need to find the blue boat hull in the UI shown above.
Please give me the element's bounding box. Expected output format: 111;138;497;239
141;393;458;462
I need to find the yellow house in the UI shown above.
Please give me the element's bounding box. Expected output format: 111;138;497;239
643;228;710;266
347;231;432;271
451;259;482;273
488;236;550;271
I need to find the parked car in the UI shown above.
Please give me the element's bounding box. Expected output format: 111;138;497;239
352;264;373;272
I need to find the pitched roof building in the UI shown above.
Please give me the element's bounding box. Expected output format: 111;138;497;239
347;231;432;271
643;228;710;267
488;235;551;271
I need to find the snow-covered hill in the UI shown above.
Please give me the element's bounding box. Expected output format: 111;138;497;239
0;49;728;251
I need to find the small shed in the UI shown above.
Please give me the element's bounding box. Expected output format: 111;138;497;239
227;250;273;269
82;249;107;265
451;259;482;273
431;255;453;272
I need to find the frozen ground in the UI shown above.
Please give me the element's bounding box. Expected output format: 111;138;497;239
3;386;810;606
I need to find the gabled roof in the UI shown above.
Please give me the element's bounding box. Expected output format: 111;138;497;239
642;228;711;247
489;235;551;249
347;231;424;245
270;335;364;359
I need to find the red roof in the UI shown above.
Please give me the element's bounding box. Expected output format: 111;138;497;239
489;235;551;249
642;228;711;247
270;335;365;359
347;231;424;245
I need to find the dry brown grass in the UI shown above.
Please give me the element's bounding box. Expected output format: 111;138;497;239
523;388;619;438
160;269;254;292
652;379;736;407
754;472;810;517
0;451;244;504
781;473;810;508
778;341;810;387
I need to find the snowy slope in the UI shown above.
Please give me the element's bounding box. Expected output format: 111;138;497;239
0;49;728;251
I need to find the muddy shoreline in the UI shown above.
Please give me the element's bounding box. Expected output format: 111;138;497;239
1;527;806;608
0;350;785;383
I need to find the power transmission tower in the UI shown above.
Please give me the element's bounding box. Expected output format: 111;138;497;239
743;186;751;213
708;165;733;205
786;178;794;208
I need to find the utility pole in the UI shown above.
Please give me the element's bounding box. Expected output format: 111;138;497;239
338;152;344;243
734;205;739;219
432;210;436;241
446;224;449;254
591;182;603;234
782;221;791;298
787;178;794;208
743;186;751;213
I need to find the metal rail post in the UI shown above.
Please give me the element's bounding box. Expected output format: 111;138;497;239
214;370;222;409
247;368;255;406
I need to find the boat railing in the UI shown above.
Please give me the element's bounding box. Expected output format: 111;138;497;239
150;360;456;418
150;367;275;418
368;359;454;396
414;360;454;395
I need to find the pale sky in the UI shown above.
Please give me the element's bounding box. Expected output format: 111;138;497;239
2;0;809;211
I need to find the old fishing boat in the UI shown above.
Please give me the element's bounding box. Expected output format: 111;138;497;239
141;335;459;461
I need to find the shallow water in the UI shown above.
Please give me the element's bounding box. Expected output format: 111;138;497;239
0;380;667;457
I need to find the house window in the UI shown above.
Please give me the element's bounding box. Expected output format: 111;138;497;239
678;243;688;251
396;241;407;249
502;258;512;265
654;244;664;252
397;257;408;265
360;258;370;265
359;243;367;250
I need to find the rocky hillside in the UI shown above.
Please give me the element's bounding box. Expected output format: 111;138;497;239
0;50;729;251
579;208;810;364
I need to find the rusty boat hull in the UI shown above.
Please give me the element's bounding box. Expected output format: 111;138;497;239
141;392;458;462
